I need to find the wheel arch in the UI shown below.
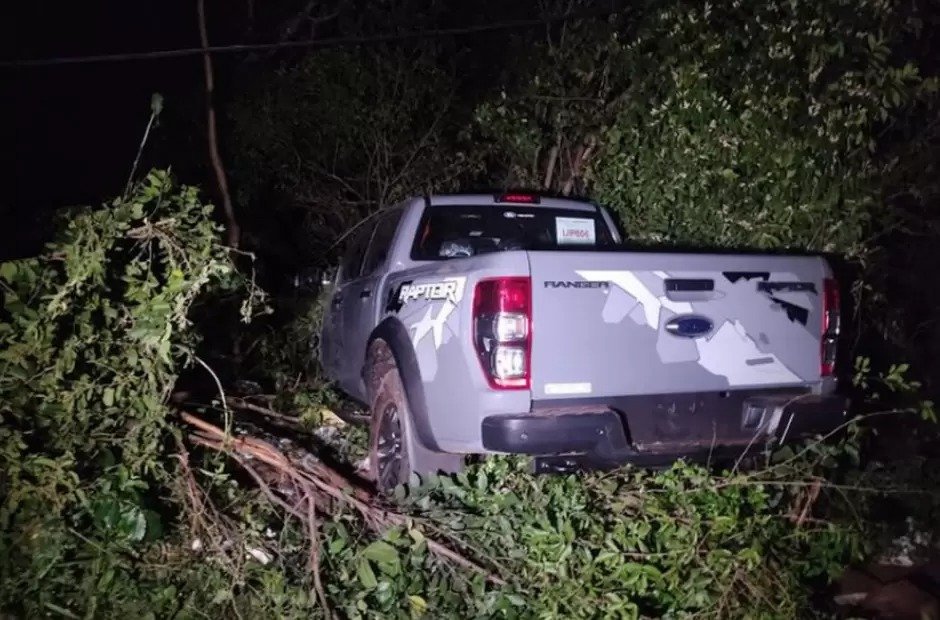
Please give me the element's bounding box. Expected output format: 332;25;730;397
364;317;440;451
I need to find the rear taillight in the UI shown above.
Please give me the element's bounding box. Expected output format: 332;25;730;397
821;278;841;377
472;277;531;389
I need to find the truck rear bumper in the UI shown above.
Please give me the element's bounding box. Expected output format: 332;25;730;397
480;391;848;463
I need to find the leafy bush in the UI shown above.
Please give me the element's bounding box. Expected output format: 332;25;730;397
477;0;935;260
0;171;279;617
374;456;868;619
593;0;933;258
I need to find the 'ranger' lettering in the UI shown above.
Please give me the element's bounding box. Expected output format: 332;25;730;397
544;280;610;289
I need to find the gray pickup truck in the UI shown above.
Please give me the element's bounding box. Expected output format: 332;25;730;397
320;193;847;489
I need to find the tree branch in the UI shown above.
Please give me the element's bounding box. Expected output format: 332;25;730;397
543;136;561;190
197;0;241;248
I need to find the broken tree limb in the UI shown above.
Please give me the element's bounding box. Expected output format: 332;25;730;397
179;410;507;586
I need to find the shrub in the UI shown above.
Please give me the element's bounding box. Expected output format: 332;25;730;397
591;0;930;258
475;0;935;260
382;456;870;619
0;170;274;617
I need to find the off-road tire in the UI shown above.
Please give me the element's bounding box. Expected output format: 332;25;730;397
366;339;463;492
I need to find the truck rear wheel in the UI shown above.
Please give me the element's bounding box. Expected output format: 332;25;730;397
366;339;463;492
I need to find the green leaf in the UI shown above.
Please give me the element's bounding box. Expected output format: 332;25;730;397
408;594;427;616
127;508;147;542
328;535;347;554
0;261;17;281
356;558;378;589
211;589;231;605
362;540;399;565
409;527;425;546
506;594;526;606
103;388;115;407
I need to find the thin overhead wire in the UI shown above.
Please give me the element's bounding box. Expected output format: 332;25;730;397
1;7;622;69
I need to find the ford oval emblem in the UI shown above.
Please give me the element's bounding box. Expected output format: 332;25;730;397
665;315;714;338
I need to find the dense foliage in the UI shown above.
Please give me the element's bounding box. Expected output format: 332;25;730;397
386;457;869;618
477;0;936;257
0;172;273;616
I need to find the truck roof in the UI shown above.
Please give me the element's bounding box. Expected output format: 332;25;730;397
426;193;599;213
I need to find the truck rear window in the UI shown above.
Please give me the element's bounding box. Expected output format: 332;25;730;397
411;205;614;260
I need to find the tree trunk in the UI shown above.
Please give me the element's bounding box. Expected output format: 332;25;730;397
197;0;240;248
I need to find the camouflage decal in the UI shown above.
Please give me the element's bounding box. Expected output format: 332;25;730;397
575;269;806;386
385;280;413;313
766;296;810;325
394;276;467;382
576;270;691;329
757;281;817;295
404;277;466;349
695;320;801;384
754;281;816;326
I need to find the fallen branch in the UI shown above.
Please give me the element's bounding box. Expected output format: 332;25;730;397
226;396;302;425
179;410;507;587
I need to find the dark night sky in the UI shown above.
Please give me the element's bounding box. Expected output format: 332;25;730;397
0;0;545;260
1;1;230;259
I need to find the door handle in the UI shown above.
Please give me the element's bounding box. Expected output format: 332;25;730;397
359;289;372;299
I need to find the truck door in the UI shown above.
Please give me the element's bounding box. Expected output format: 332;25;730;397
338;208;404;400
325;222;374;387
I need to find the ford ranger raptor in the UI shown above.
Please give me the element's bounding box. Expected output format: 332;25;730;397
319;193;847;490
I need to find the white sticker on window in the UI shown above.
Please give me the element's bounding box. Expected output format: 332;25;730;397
556;217;596;245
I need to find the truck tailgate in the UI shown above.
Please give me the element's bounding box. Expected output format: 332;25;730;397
528;251;828;399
